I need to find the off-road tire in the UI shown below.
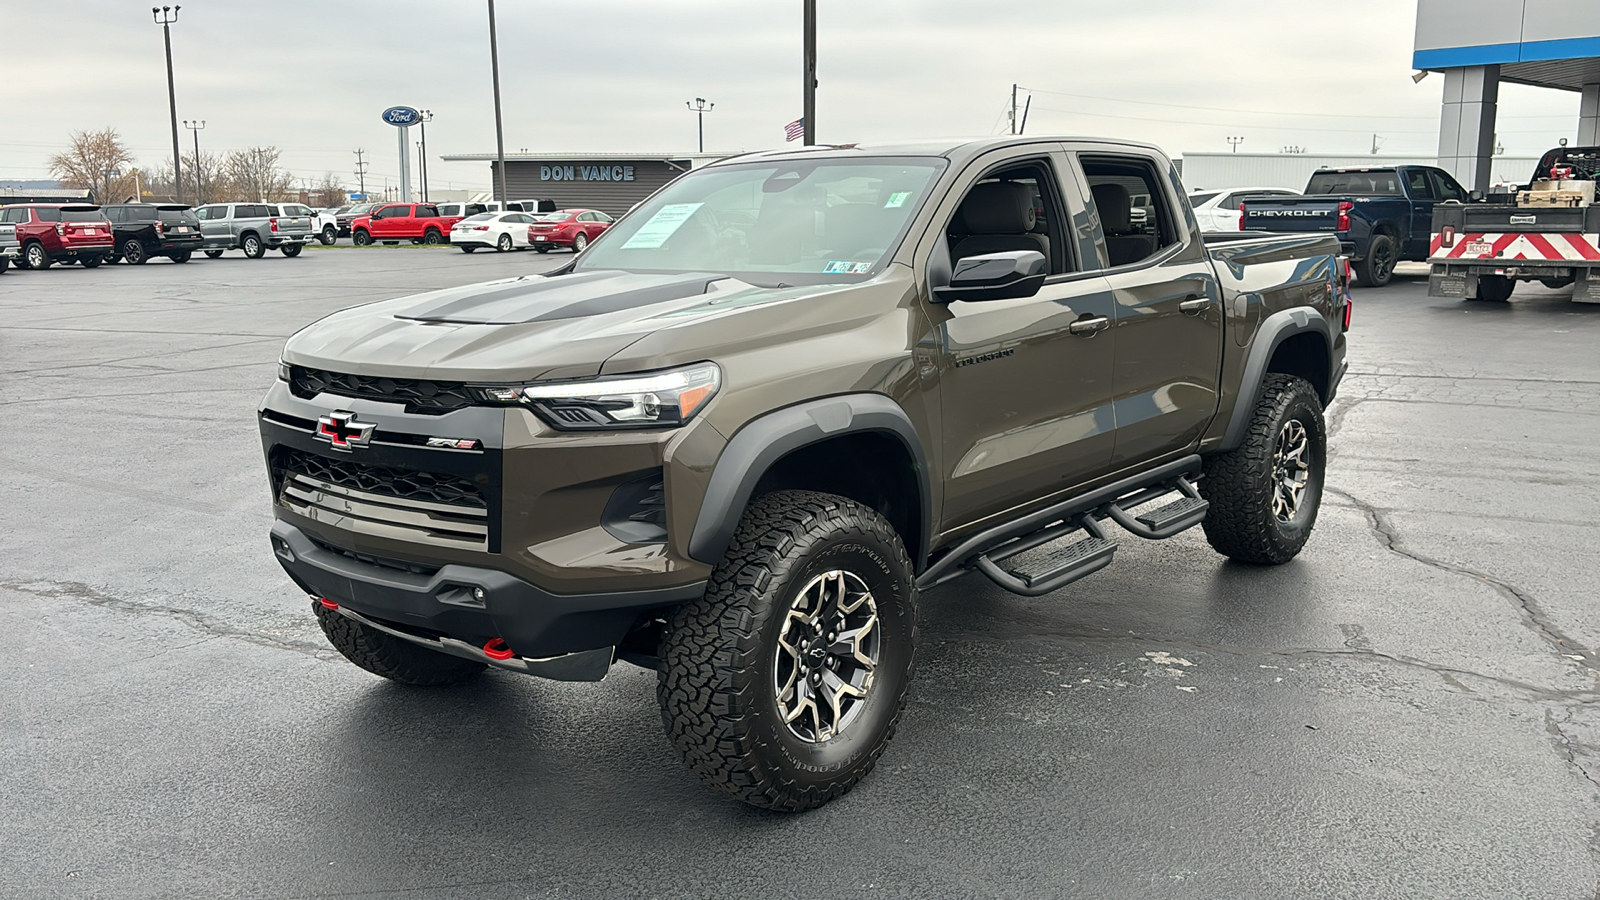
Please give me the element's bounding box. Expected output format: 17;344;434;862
1200;374;1326;565
313;601;486;686
1474;273;1514;303
23;242;49;269
496;233;513;252
242;233;265;259
320;225;336;246
281;244;302;258
123;239;148;265
1355;233;1396;287
352;229;372;247
658;490;918;812
204;249;224;259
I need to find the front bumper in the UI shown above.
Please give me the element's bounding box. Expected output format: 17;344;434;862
273;520;704;669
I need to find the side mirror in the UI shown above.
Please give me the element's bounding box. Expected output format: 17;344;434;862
932;250;1048;303
1469;190;1485;202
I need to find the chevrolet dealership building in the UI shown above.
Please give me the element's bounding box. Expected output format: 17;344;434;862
438;152;724;217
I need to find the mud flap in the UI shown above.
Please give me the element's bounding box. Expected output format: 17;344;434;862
1576;267;1600;304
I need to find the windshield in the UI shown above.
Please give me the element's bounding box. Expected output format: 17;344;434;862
574;157;946;283
1187;191;1220;207
1305;171;1401;196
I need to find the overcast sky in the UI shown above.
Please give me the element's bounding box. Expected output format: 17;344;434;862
2;0;1582;194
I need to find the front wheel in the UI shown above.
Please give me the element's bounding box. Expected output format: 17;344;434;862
281;244;302;258
204;249;225;259
572;232;588;253
1200;374;1326;565
658;490;918;812
319;226;336;246
352;229;372;247
313;602;486;686
1355;234;1396;287
1475;273;1515;303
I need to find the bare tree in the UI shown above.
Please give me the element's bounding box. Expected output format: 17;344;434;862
310;172;347;208
222;146;294;202
48;128;135;202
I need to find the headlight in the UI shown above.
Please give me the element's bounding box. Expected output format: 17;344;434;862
516;362;720;429
278;360;291;382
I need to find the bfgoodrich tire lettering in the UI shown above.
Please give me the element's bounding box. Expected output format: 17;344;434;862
313;601;486;686
658;490;918;812
1200;374;1326;564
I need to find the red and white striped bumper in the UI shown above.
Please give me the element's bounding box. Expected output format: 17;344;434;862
1430;231;1600;263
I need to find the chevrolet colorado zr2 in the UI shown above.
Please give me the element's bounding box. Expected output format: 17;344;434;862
259;137;1349;811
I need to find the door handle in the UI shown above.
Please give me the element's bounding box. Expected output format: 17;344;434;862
1069;315;1110;336
1178;295;1210;314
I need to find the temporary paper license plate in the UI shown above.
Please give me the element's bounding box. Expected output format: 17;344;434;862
1461;241;1493;256
535;235;546;241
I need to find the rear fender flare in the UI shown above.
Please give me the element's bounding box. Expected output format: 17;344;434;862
1220;307;1333;450
687;394;932;569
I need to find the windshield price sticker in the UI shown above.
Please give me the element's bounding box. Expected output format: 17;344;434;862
884;191;912;209
824;261;873;274
621;203;704;249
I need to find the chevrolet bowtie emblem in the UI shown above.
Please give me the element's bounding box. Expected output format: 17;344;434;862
315;410;375;451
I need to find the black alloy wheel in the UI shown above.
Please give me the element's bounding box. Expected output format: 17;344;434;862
78;255;103;268
352;229;372;247
122;239;148;265
1356;234;1396;287
423;229;443;245
204;249;225;259
169;250;192;263
281;244;302;258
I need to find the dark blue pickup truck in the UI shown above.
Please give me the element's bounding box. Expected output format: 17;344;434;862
1240;165;1471;286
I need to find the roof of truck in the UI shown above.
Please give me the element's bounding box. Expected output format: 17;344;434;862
704;136;1171;168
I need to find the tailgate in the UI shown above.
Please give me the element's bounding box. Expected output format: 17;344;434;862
1431;203;1600;262
1240;197;1342;232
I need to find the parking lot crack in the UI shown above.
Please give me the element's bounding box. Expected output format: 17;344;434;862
1328;486;1599;676
0;578;333;660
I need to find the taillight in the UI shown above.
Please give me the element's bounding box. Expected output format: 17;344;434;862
55;222;65;236
1440;225;1455;248
472;226;489;231
155;221;164;235
269;218;279;232
1342;296;1353;331
1336;201;1353;232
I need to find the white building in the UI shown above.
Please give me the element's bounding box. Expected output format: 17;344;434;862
1179;152;1541;193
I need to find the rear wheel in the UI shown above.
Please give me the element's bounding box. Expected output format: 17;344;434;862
1355;233;1396;287
313;602;486;686
1475;273;1515;303
122;239;148;265
1200;374;1326;565
535;245;550;253
572;232;588;252
496;233;513;252
281;244;302;258
242;234;265;259
24;242;50;269
204;249;225;259
658;490;918;811
423;228;443;245
352;229;372;247
319;225;336;246
169;250;191;263
459;245;476;253
78;255;103;268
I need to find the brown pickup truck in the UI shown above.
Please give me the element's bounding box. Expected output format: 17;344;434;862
260;136;1349;812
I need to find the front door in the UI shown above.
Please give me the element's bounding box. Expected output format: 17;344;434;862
925;149;1120;529
1076;151;1223;470
1402;167;1436;258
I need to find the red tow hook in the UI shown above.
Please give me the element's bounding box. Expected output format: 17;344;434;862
483;638;516;661
318;597;340;611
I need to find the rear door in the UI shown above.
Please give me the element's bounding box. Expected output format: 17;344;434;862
1074;150;1223;469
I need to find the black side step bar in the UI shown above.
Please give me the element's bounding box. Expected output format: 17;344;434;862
1102;476;1209;540
916;455;1202;591
974;516;1117;597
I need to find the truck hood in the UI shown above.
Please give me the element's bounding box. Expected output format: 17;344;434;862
281;270;822;382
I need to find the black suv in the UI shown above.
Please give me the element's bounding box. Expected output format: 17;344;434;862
104;204;203;265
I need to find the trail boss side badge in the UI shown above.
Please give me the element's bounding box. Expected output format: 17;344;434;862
315;411;375;451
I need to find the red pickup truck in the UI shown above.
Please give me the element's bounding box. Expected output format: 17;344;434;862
1;203;115;268
349;203;461;246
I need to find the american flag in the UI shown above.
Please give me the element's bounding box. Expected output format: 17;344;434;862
784;118;805;142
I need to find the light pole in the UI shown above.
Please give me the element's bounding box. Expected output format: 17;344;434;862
685;98;714;154
487;0;508;204
418;110;433;201
1226;136;1245;154
152;6;183;203
802;0;816;144
183;119;204;202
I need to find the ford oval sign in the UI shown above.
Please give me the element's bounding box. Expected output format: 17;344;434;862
381;106;420;127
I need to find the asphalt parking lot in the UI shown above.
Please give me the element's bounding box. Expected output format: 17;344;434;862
3;249;1600;899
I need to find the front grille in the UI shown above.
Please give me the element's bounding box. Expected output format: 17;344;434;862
271;447;489;549
289;366;478;414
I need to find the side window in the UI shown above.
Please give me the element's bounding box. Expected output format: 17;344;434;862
1080;155;1181;268
595;212;614;223
1405;169;1436;200
944;158;1072;275
2;208;24;224
417;205;438;218
35;208;61;222
1430;170;1466;202
439;204;458;216
105;207;123;223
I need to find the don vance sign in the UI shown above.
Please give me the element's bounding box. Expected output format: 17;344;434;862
539;165;637;182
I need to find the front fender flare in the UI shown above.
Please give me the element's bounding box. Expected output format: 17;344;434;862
687;394;932;569
1220;306;1334;451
